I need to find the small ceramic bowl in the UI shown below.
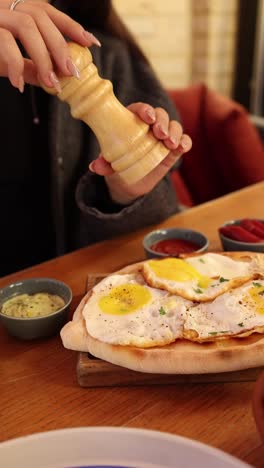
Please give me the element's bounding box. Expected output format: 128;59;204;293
0;278;72;340
219;219;264;252
143;227;209;259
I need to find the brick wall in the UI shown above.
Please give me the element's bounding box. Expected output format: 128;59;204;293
113;0;238;96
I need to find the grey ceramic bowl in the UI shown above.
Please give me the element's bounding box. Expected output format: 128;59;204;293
0;278;72;340
143;227;209;259
219;219;264;253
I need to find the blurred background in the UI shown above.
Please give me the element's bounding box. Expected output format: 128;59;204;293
113;0;263;115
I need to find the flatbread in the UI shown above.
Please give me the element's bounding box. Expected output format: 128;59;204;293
60;252;264;374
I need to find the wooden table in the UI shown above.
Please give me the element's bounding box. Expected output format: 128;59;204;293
1;181;264;467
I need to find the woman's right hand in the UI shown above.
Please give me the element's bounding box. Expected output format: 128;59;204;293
0;0;101;92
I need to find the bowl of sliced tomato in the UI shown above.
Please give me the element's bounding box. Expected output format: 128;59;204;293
218;218;264;252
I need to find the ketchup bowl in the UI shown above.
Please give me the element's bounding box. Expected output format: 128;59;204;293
218;219;264;253
143;228;209;259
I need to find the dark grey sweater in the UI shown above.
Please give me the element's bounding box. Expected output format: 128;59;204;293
0;30;180;276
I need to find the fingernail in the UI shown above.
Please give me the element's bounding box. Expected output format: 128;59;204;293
18;76;24;93
49;71;62;93
83;31;101;47
169;136;178;145
146;109;156;122
66;58;80;79
158;124;168;137
89;161;95;173
176;144;187;154
180;140;188;150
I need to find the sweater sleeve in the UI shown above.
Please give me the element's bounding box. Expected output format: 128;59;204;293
75;33;181;247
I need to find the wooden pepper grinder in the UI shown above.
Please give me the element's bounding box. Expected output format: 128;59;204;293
43;42;170;184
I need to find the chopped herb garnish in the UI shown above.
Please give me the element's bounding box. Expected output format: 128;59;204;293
258;290;264;296
208;332;218;336
219;330;229;333
238;322;244;327
159;306;166;315
219;277;229;283
199;258;205;263
253;282;262;287
194;288;203;294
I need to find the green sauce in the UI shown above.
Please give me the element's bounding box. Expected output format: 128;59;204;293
1;293;65;318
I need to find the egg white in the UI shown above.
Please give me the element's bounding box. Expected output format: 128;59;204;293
82;273;191;347
184;279;264;341
185;253;253;278
142;254;260;302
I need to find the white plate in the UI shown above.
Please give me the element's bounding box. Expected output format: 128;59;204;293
0;427;251;468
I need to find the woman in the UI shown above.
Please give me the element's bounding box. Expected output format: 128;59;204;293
0;0;192;276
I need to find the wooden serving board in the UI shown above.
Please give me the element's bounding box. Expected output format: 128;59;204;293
76;274;264;388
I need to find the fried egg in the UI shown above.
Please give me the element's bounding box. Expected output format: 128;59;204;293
184;279;264;341
82;273;191;347
142;254;261;302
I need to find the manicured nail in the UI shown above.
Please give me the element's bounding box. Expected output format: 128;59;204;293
49;71;61;93
18;76;24;93
169;136;178;145
66;58;80;79
157;124;168;137
83;30;101;47
146;109;156;122
89;161;95;173
180;140;188;150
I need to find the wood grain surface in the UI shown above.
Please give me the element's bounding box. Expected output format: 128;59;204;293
1;181;264;467
78;352;264;387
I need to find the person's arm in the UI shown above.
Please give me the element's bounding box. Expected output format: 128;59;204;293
75;169;179;246
75;33;191;247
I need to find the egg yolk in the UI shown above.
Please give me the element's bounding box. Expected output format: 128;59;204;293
249;285;264;314
99;283;151;315
147;258;211;288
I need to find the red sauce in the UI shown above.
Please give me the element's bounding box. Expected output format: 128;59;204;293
150;238;200;255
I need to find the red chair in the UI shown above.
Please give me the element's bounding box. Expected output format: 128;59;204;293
168;84;264;206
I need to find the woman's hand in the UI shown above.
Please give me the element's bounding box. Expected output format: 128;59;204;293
0;0;100;92
89;102;192;205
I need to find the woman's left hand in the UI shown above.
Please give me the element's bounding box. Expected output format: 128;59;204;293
89;102;192;205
